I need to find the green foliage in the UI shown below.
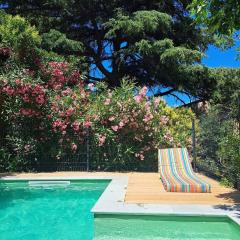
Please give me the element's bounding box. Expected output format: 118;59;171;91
189;0;240;35
42;29;84;54
195;61;240;188
197;98;240;188
218;120;240;187
211;68;240;105
0;10;41;51
188;0;240;55
105;10;172;38
2;0;218;102
160;47;203;65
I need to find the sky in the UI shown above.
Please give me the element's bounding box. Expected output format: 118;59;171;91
202;42;240;68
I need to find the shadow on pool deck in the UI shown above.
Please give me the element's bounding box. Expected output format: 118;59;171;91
215;191;240;204
0;172;17;178
213;204;240;219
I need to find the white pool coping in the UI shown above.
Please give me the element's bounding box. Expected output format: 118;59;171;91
1;175;240;226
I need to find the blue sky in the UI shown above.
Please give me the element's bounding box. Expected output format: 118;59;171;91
202;43;240;68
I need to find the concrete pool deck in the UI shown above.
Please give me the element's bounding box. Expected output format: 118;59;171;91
1;172;240;224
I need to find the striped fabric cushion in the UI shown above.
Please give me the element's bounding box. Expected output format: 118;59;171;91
158;148;211;193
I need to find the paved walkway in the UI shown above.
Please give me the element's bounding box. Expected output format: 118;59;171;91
1;172;240;205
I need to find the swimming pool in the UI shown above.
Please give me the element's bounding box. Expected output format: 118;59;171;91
95;214;240;240
1;179;240;240
0;180;110;240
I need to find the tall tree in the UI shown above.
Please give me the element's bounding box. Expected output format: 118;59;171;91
1;0;239;102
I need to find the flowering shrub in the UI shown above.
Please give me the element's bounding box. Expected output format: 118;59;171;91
0;61;193;171
86;81;193;169
48;80;193;170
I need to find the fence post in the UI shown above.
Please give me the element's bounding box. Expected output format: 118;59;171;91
192;118;197;171
237;95;240;135
86;129;90;171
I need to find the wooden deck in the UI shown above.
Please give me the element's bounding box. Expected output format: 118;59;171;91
1;172;240;205
125;172;240;205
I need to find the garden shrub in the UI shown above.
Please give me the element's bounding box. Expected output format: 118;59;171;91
0;60;193;172
197;103;240;188
0;10;41;66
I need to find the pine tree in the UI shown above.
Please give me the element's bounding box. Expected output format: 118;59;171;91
2;0;239;102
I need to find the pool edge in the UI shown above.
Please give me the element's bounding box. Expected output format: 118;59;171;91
1;176;240;226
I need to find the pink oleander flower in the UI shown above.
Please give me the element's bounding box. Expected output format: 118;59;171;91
22;95;30;103
104;98;111;105
160;116;169;125
80;90;86;98
35;95;45;105
119;121;124;128
134;95;142;103
135;151;145;160
53;84;63;90
144;102;150;111
62;88;72;96
111;125;119;132
52;69;64;77
15;79;22;85
139;154;145;160
154;97;160;108
143;113;153;123
19;108;30;116
84;121;92;128
98;134;106;146
3;86;15;96
87;83;95;91
55;95;61;101
164;133;173;142
52;119;63;128
49;61;68;70
59;112;65;117
71;143;77;152
139;86;148;96
68;70;80;84
32;85;44;94
60;124;67;132
66;107;75;116
72;121;80;131
108;116;115;121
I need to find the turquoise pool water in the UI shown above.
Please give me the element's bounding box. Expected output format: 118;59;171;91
0;180;110;240
95;214;240;240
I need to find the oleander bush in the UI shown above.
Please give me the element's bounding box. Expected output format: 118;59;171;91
0;60;193;171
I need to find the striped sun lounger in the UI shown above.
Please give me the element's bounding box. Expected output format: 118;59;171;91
158;148;211;193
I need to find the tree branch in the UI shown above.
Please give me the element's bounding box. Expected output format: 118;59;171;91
83;43;112;79
177;99;205;108
153;88;176;97
169;93;186;105
86;75;103;81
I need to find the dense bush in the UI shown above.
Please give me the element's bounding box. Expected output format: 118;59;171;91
197;102;240;188
0;10;41;66
0;60;193;171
